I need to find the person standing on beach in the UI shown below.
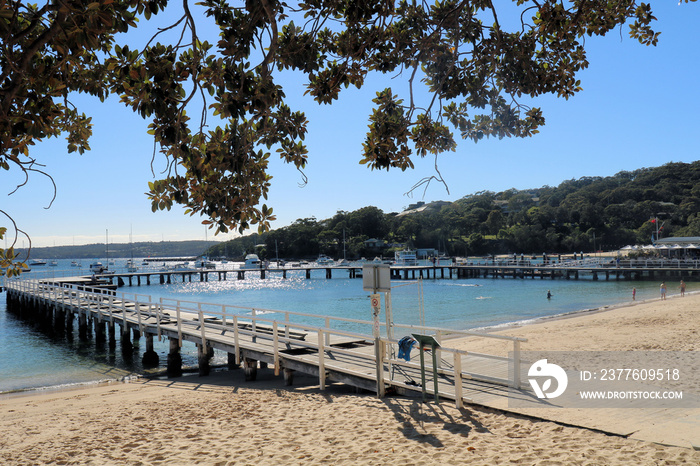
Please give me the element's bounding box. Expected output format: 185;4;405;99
680;280;686;297
632;288;636;301
660;282;667;300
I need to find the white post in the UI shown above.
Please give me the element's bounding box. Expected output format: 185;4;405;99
156;303;162;340
233;315;240;365
273;321;280;376
318;329;326;390
513;340;521;389
197;303;207;349
176;302;183;347
121;298;127;331
371;293;385;398
454;353;463;409
384;289;394;380
136;299;144;334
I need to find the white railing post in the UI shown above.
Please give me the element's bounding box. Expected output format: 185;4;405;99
512;340;521;389
233;315;240;365
273;321;280;376
325;317;331;346
454;353;463;409
318;329;326;390
136;299;144;334
176;302;183;347
107;294;114;323
156;303;162;340
121;297;127;331
198;303;207;349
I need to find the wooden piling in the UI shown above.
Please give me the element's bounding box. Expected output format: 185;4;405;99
244;358;258;381
167;337;183;378
142;333;159;366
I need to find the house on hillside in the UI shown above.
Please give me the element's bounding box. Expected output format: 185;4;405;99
364;238;386;250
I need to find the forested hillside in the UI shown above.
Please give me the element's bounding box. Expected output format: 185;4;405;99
19;241;211;260
209;162;700;260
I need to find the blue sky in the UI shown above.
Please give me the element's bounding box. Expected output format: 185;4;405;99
3;2;699;249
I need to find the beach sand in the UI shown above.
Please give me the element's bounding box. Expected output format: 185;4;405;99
1;293;699;465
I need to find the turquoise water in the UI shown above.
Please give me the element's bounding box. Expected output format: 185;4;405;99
0;259;691;393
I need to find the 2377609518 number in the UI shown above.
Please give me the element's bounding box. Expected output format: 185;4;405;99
598;368;680;382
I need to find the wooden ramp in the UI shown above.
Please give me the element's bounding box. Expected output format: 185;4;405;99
4;278;699;449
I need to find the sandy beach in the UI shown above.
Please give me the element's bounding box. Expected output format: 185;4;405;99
1;292;699;465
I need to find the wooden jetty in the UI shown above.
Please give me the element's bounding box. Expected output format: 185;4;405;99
3;277;698;448
3;277;526;407
76;258;700;290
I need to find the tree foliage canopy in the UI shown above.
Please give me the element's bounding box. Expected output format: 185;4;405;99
1;0;694;273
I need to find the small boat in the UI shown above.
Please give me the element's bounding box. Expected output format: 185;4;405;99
49;260;58;266
316;254;334;266
29;260;47;266
239;254;262;270
394;249;418;266
196;256;216;269
71;260;79;267
90;261;106;273
126;259;138;273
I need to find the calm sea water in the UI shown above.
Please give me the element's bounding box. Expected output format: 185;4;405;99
0;258;691;393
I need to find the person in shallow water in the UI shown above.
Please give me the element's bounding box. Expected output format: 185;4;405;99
547;290;552;299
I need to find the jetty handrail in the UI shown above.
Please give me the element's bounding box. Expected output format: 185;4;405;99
158;297;378;328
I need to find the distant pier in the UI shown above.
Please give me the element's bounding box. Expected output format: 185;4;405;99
75;260;700;288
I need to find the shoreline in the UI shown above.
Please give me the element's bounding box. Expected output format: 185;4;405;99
464;288;695;336
449;286;700;356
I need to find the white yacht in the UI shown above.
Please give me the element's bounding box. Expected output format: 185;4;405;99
240;254;263;269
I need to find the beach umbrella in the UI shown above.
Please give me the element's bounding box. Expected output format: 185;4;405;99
621;245;635;250
685;244;699;249
670;244;683;249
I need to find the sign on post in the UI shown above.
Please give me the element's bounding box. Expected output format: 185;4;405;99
363;264;391;292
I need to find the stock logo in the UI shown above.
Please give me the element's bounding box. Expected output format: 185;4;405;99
528;359;568;399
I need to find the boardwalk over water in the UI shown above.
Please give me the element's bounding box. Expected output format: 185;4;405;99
71;257;700;289
3;275;699;449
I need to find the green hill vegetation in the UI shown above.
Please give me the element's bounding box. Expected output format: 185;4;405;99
207;162;700;260
18;241;211;260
